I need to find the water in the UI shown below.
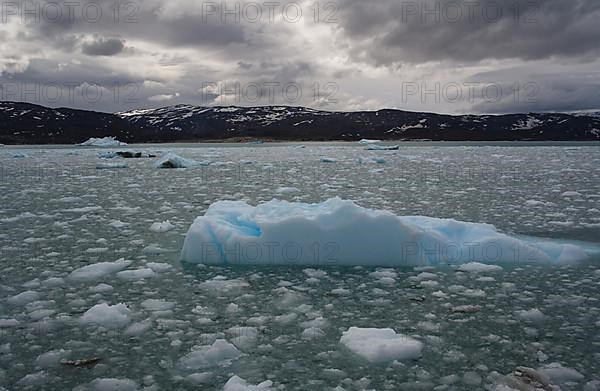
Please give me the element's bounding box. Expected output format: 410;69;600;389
0;142;599;389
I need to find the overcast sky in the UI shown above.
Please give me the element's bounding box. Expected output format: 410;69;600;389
1;0;599;114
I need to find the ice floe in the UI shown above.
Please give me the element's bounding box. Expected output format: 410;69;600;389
181;197;594;266
154;152;207;168
67;259;132;282
80;303;131;328
149;220;175;233
366;144;399;150
179;340;240;370
339;327;423;363
223;375;273;390
78;137;127;147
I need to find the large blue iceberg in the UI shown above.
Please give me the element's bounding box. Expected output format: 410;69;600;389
180;198;592;266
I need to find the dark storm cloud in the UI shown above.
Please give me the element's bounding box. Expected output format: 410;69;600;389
82;37;125;56
335;0;600;64
469;67;600;113
18;0;250;49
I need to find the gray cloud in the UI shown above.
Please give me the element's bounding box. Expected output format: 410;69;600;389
336;0;600;64
82;37;125;56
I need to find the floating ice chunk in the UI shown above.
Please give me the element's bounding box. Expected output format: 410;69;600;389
146;262;173;272
358;139;381;145
141;299;175;312
457;262;503;273
275;187;301;194
109;220;128;228
366;145;399;150
17;372;50;388
85;378;138;391
79;137;127;147
179;340;240;370
116;268;156;281
198;277;249;294
538;362;585;384
98;151;117;159
149;220;175;233
6;290;40;306
68;259;132;282
339;327;423;363
80;303;131;328
181;198;593;267
226;326;258;350
303;268;327;278
302;326;326;340
0;319;19;327
96;162;127;170
492;366;557;390
89;283;114;293
155;152;204;168
223;375;273;391
516;309;548;322
35;349;71;368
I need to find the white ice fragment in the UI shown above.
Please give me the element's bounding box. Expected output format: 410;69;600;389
515;309;548;322
457;262;503;273
275;187;301;194
141;299;175;312
223;375;273;391
80;303;131;328
366;144;399;150
35;349;71;368
116;268;156;281
68;259;132;282
358;139;381;144
6;290;40;306
537;362;585;384
339;327;423;363
149;220;175;233
79;137;127;147
146;262;173;272
198;277;249;294
89;283;114;293
96;162;127;170
86;378;138;391
179;340;240;370
155;152;203;168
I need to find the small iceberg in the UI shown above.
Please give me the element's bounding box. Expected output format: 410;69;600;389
79;137;127;147
340;327;423;363
155;152;206;168
96;162;128;170
181;197;594;266
149;220;175;233
366;144;399;150
223;376;273;390
358;139;381;145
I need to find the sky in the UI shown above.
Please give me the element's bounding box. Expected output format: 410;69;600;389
1;0;600;114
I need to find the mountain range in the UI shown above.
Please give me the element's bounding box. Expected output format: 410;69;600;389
1;101;599;144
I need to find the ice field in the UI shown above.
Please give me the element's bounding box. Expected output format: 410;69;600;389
1;142;600;390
